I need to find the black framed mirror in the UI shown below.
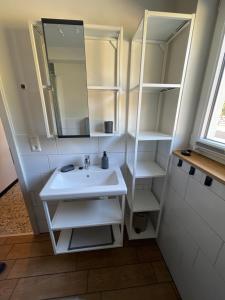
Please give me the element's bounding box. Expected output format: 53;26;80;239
42;18;90;138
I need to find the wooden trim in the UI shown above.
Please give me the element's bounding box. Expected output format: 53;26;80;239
173;150;225;184
0;179;18;198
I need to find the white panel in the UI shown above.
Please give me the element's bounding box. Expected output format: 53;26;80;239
185;177;225;241
209;179;225;201
25;171;51;192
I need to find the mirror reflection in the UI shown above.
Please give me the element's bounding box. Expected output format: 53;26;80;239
42;19;90;137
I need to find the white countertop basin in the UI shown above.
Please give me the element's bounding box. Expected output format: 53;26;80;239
39;166;127;200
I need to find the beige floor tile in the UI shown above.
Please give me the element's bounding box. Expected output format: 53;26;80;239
152;261;172;282
8;254;77;278
137;244;163;262
11;271;88;300
88;263;157;292
0;279;18;300
6;241;53;259
0;260;16;280
77;247;137;270
0;245;12;260
102;283;178;300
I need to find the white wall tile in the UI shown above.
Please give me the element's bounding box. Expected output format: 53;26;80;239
16;134;58;155
170;162;189;198
25;171;52;192
56;137;98;154
138;140;156;152
48;154;99;170
21;154;50;174
186;177;225;241
157;140;171;157
167;186;223;264
190;251;225;300
99;135;126;153
215;243;225;282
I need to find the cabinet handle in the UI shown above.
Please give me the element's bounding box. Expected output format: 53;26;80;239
177;159;183;167
204;176;213;186
189;166;195;175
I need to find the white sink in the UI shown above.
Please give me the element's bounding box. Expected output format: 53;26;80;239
40;166;127;200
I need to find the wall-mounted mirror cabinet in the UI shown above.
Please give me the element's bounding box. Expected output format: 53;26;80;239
30;19;123;138
30;18;90;138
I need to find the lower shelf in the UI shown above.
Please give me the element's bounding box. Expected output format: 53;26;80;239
127;190;160;212
55;224;122;254
125;217;156;240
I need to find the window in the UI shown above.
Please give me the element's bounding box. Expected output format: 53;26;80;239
206;56;225;145
201;33;225;148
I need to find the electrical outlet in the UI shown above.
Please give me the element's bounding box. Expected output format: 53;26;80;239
29;136;42;152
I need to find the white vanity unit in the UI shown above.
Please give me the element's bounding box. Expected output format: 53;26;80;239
40;166;127;254
125;11;195;240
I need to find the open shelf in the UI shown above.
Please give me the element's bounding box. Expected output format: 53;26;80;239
56;224;122;254
51;199;122;230
88;86;121;91
127;161;166;178
142;83;181;92
128;131;172;141
90;131;120;137
128;190;160;212
125;216;156;240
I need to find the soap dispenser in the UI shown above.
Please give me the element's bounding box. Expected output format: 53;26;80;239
101;151;109;169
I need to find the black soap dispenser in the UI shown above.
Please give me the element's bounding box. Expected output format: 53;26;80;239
101;151;109;169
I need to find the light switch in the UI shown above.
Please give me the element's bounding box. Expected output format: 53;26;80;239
29;136;42;152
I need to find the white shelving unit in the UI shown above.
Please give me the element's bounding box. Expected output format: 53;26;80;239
125;10;195;240
84;24;123;137
43;196;125;254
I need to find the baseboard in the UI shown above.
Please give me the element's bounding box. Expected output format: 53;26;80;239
0;179;18;197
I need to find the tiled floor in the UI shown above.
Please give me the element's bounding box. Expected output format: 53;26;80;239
0;232;181;300
0;183;33;236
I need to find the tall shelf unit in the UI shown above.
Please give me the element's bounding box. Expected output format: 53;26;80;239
84;24;123;137
125;11;195;240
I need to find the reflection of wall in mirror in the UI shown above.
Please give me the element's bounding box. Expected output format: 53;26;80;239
49;46;89;135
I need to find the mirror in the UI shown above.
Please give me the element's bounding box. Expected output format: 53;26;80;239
42;18;90;137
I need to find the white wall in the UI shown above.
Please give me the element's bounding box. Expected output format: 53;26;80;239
0;0;177;232
0;118;17;192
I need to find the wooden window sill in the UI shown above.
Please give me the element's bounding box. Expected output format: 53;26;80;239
173;150;225;185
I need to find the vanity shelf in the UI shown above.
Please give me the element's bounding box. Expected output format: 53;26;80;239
128;190;160;212
127;161;166;178
56;224;122;254
88;86;121;91
128;131;172;141
51;198;123;230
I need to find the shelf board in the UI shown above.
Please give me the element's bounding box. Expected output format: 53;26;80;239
51;199;122;230
142;83;180;92
128;131;172;141
56;224;122;254
88;86;120;91
125;217;156;240
90;132;120;137
128;190;160;212
127;161;166;178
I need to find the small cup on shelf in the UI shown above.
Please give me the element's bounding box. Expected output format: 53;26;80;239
104;121;113;134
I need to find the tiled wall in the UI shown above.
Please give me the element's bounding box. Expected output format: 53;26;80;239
158;154;225;300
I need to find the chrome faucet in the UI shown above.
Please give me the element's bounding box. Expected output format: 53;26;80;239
84;155;90;169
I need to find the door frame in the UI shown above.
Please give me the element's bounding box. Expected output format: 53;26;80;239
0;77;38;234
